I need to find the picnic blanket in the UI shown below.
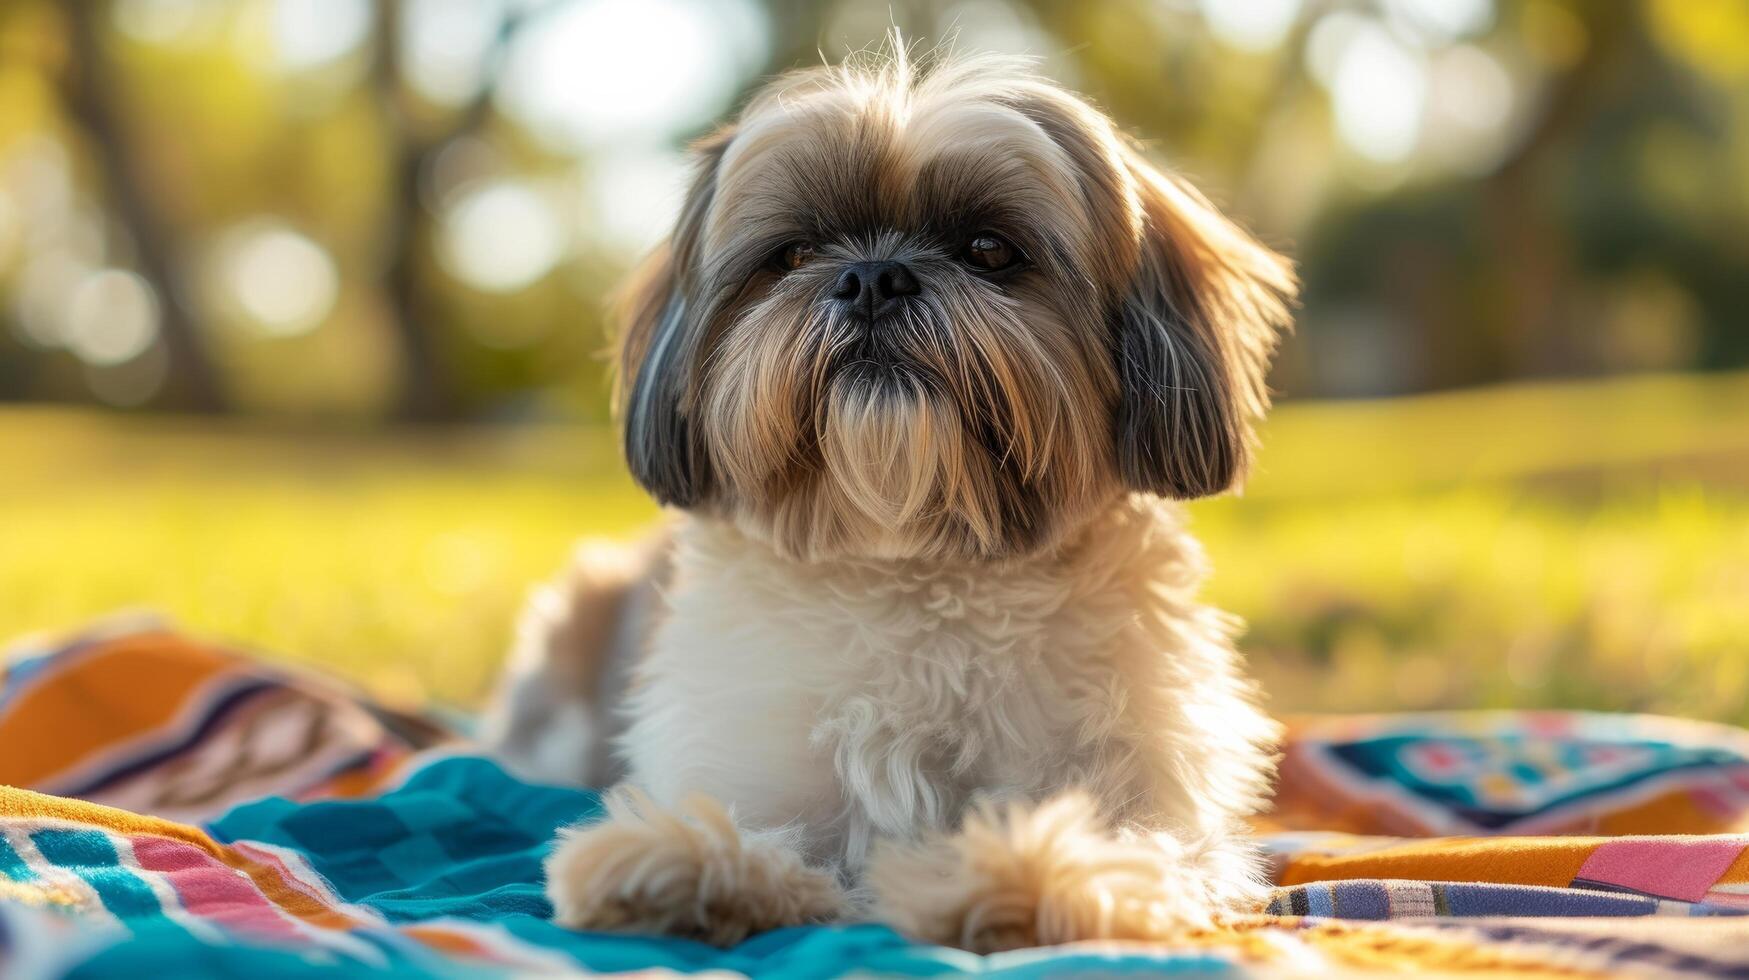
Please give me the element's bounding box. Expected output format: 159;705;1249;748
5;627;1749;977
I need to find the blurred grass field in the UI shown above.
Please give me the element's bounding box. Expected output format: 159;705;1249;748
4;370;1748;723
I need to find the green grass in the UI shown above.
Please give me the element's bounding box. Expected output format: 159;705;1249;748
4;371;1748;723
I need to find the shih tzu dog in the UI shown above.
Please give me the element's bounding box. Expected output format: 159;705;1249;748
485;47;1295;953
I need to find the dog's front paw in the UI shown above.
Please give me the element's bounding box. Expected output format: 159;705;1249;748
545;788;845;946
868;792;1255;954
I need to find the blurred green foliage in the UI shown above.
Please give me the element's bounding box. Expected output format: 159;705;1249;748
1;0;1746;417
5;372;1746;719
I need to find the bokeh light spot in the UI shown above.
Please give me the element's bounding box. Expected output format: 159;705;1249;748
1307;12;1372;88
1424;44;1515;174
496;0;767;148
67;269;160;366
1331;24;1427;164
269;0;373;72
439;179;566;293
6;137;76;232
938;0;1050;55
111;0;226;47
1200;0;1303;52
585;151;689;253
401;0;505;107
11;252;90;349
1382;0;1494;47
218;221;341;336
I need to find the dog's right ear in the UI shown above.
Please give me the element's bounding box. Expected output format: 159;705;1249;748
1110;150;1296;499
616;129;732;508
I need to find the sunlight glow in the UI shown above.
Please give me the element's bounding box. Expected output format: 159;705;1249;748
496;0;767;148
1330;23;1428;164
220;222;341;336
66;269;160;366
938;0;1051;56
11;252;88;349
269;0;373;72
1382;0;1495;47
401;0;505;106
111;0;226;47
1431;46;1513;131
1307;12;1372;87
439;179;566;293
1424;44;1515;173
5;138;76;236
585;151;689;253
1199;0;1304;53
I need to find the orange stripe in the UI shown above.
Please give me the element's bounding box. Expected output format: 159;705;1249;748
1719;844;1749;885
306;749;410;801
1277;835;1602;888
1594;792;1749;836
400;925;492;957
0;633;244;787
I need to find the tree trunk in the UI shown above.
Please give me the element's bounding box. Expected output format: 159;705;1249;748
1482;1;1634;377
372;0;457;422
62;2;226;413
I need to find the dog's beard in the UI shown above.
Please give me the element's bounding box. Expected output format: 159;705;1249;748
700;278;1115;561
820;371;957;533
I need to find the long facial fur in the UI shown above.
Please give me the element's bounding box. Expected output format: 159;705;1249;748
619;49;1297;563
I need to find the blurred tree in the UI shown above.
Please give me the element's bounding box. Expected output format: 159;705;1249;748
371;0;459;421
61;1;226;412
367;0;546;421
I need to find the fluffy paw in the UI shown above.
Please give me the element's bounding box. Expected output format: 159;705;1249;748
545;788;846;946
868;792;1258;954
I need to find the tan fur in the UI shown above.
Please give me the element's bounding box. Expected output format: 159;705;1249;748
615;48;1294;561
867;792;1263;953
509;44;1298;952
545;788;845;945
480;537;667;786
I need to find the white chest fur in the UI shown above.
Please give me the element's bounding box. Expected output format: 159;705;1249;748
618;497;1274;870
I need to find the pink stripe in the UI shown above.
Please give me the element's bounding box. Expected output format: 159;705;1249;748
1690;781;1748;819
129;835;304;941
1574;836;1749;902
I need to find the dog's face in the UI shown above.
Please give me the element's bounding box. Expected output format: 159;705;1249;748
618;54;1295;562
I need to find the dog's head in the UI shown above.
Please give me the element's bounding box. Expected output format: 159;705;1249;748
617;50;1295;562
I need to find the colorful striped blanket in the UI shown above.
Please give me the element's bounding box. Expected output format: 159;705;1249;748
4;626;1749;977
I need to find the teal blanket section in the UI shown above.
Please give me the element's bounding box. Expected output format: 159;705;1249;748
58;919;1236;980
145;755;1233;979
208;754;596;925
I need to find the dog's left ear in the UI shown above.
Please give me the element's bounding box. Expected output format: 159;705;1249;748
1111;152;1297;499
614;128;733;509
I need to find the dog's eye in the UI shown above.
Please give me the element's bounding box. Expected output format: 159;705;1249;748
962;232;1020;272
776;242;815;272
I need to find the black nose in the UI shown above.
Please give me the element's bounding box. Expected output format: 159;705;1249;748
832;260;920;321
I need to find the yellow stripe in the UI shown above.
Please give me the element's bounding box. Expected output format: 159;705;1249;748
0;784;366;932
